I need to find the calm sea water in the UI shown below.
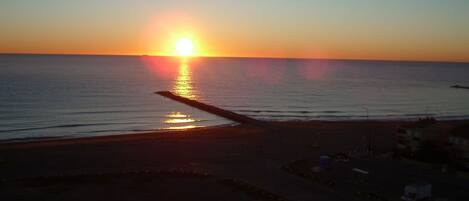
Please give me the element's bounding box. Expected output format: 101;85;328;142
1;55;469;140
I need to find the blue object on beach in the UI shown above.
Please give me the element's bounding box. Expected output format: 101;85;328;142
319;155;331;170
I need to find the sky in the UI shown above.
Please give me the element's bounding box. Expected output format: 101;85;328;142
1;0;469;62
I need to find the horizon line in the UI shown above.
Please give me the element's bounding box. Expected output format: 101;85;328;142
1;52;468;64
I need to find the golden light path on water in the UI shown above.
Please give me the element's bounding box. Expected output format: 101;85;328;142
167;125;198;130
164;112;199;130
164;118;196;124
173;60;196;100
164;60;199;130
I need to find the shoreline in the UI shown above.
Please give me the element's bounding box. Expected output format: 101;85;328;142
2;115;469;143
0;123;246;148
0;123;240;145
1;119;466;148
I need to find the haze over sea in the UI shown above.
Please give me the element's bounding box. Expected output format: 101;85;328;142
1;54;469;140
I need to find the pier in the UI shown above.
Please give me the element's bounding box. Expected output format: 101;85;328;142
155;91;263;125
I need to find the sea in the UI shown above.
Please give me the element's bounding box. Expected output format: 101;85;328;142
1;54;469;140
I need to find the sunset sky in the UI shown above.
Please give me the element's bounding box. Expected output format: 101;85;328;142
1;0;469;62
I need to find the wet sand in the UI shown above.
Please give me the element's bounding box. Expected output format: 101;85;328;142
0;120;466;201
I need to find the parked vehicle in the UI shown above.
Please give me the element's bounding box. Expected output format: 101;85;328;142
401;183;432;201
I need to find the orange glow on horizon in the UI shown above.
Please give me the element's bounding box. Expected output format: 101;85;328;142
141;12;210;57
2;8;467;63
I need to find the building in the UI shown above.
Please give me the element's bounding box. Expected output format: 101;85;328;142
395;118;450;159
448;124;469;169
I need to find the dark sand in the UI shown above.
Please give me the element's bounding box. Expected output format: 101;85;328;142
0;120;466;201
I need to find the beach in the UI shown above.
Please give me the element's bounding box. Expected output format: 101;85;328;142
2;120;468;201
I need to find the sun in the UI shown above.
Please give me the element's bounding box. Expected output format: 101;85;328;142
175;38;194;57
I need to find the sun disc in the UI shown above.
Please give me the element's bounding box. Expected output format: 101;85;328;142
176;38;194;56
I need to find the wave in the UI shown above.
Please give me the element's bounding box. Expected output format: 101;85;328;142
64;109;164;115
244;112;469;121
234;109;342;114
0;122;135;133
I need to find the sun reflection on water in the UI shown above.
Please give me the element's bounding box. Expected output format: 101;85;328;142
166;112;189;118
164;118;196;124
163;59;201;130
167;125;199;130
164;112;198;130
173;60;197;99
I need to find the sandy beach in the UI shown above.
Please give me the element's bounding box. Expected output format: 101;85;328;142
1;120;468;201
